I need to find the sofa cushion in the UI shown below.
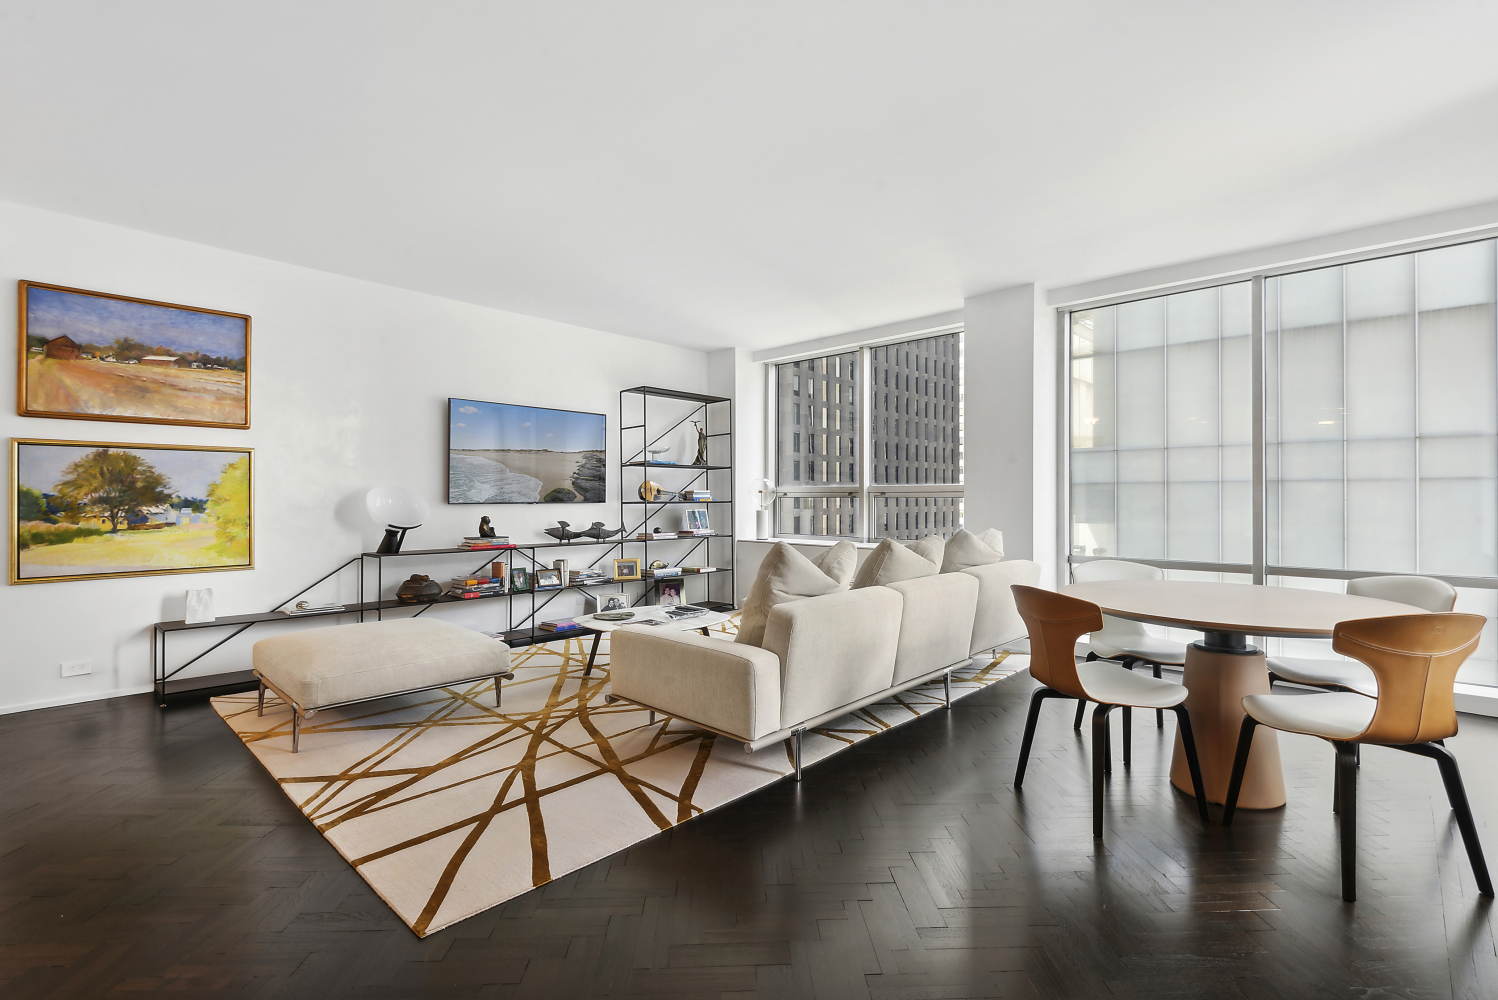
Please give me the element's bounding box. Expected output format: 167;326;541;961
252;618;511;711
940;528;1005;573
763;587;903;724
852;536;940;589
735;540;856;647
906;534;946;567
886;573;980;683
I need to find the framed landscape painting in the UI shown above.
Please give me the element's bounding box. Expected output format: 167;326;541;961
18;281;250;429
11;438;253;584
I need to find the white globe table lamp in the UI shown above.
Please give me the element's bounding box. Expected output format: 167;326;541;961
366;486;429;554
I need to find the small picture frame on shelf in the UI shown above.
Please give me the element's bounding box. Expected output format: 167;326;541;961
685;508;711;531
613;557;642;581
510;566;530;592
586;590;629;615
658;579;682;606
534;568;562;590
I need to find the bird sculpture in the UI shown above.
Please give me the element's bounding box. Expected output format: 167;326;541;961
580;522;624;541
544;520;586;542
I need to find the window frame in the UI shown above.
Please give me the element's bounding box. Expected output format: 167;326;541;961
771;329;965;542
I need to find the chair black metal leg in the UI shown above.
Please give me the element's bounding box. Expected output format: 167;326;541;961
1073;699;1086;730
1220;714;1259;827
1170;704;1210;824
1092;704;1115;839
1097;703;1112;776
1015;687;1069;788
1393;742;1494;896
1333;752;1340;814
1335;741;1359;902
1152;664;1163;727
1122;706;1131;768
1085;651;1099;662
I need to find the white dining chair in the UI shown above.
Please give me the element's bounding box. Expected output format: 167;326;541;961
1267;576;1457;697
1070;559;1188;729
1223;612;1492;903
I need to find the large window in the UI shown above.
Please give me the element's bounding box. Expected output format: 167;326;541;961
775;331;962;540
1067;238;1498;687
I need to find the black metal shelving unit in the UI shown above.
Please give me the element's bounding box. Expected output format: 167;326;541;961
619;386;735;612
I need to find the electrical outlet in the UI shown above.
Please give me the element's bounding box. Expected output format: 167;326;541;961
60;660;91;677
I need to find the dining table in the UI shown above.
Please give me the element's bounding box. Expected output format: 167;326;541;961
1057;579;1428;808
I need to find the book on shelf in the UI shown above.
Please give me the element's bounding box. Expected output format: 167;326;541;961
463;535;509;543
281;603;345;616
538;618;578;632
682;566;718;573
452;576;501;586
459;541;516;550
633;532;675;541
675;530;716;537
646;567;683;578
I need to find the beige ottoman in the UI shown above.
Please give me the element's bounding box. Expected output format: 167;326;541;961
252;618;513;751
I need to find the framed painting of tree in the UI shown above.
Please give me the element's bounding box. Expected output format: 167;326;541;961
10;438;253;584
18;281;250;429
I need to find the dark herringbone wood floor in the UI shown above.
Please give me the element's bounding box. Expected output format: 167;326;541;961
2;671;1496;999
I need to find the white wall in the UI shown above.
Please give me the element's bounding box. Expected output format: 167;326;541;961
0;200;709;715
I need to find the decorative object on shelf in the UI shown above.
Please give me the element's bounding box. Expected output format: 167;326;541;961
649;559;668;570
366;485;428;554
510;566;531;592
396;574;442;603
544;520;586;542
690;419;708;466
478;516;497;538
756;478;773;540
613;557;642;581
585;589;628;614
448;397;606;504
580;521;623;540
11;438;254;585
18;280;251;429
284;600;346;616
185;588;216;624
592;609;634;621
658;579;683;606
638;480;679;502
534;568;563;590
647;446;674;465
685;508;711;532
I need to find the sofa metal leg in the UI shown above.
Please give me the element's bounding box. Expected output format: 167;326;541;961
944;670;952;708
649;710;656;725
792;728;805;781
494;675;503;707
292;711;301;754
257;681;265;717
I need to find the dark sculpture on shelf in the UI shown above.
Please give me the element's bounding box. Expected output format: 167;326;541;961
580;522;624;540
691;419;708;466
478;516;497;538
396;574;442;603
544;520;587;543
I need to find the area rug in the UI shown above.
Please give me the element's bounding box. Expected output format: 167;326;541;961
211;615;1023;937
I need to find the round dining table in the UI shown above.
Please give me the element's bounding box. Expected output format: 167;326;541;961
1057;579;1427;809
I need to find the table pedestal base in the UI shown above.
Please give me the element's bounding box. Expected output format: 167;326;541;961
1170;643;1285;809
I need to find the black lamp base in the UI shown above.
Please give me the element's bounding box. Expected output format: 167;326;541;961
375;526;408;554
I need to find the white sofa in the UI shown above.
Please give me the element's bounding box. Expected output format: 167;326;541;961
609;557;1039;777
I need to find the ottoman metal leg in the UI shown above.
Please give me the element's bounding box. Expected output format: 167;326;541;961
292;712;301;753
257;681;265;717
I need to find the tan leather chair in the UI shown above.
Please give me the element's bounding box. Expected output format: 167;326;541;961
1222;613;1493;902
1071;559;1189;730
1011;585;1209;839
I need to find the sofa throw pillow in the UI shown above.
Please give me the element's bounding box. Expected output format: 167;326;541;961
979;528;1004;558
735;540;857;647
905;534;945;567
852;536;941;589
940;528;1005;573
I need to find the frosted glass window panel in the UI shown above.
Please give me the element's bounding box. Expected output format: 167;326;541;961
1166;287;1219;344
1346;438;1416;480
1278;480;1345;568
1117;448;1165;483
1222;481;1253;564
1419;306;1497;437
1420;478;1497;576
1421;435;1497;479
1166;340;1218;447
1167;446;1218;481
1116;483;1165;559
1346;253;1415;321
1277;323;1344;441
1418;240;1497;311
1220;334;1253;445
1071;449;1115;483
1073;307;1115;355
1221;444;1252;482
1221;282;1252;338
1277;267;1343;329
1346;315;1415;439
1347;479;1417;571
1071;484;1116;556
1116;297;1165;351
1279;441;1344;481
1168;482;1220;561
1115;348;1165;448
1071;354;1114;449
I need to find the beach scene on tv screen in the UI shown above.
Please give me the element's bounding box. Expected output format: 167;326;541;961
449;399;605;503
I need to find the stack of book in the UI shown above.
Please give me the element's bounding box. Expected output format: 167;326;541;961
538;618;578;633
459;536;513;550
646;566;683;578
447;576;505;599
681;566;717;574
633;531;675;541
680;490;712;502
676;529;716;537
569;569;609;586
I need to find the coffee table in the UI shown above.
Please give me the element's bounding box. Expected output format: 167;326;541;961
1057;580;1426;809
574;607;734;676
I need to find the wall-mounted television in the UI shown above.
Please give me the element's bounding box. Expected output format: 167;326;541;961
447;398;606;504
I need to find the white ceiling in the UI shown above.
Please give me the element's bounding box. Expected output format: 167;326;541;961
3;2;1498;351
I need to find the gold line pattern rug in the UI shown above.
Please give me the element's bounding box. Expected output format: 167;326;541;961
212;615;1023;937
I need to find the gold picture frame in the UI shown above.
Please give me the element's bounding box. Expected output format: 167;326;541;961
612;557;642;582
18;280;251;429
11;437;254;585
